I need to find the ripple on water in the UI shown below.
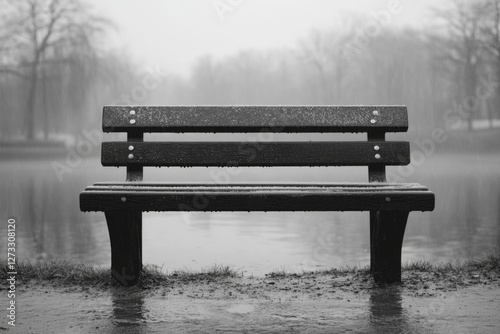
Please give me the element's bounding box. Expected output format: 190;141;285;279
226;304;255;314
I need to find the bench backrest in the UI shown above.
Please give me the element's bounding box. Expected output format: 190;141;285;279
101;106;410;182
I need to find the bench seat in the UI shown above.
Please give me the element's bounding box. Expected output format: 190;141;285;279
80;182;434;212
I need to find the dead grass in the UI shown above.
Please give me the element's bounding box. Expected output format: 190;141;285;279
1;249;498;289
1;259;239;289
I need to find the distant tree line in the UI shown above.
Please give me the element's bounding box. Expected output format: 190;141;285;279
1;0;500;142
150;0;500;135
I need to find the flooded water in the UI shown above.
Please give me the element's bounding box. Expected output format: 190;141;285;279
1;152;499;275
7;285;500;333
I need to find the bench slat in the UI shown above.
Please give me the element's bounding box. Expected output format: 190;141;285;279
103;106;408;133
80;185;435;212
102;141;409;167
92;182;426;188
85;184;430;192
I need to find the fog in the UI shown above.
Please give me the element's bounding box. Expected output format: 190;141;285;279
1;0;499;142
1;0;499;272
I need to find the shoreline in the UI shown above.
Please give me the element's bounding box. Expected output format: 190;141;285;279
2;249;498;293
1;251;499;333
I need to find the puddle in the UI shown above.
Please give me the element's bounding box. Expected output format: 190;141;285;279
4;284;499;333
226;304;255;314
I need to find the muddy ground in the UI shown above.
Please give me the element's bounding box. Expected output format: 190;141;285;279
2;269;499;333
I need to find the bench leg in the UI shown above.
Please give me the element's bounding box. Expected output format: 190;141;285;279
370;211;409;284
104;210;142;286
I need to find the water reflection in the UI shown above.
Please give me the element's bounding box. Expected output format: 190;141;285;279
0;159;108;264
0;154;499;274
111;289;146;331
498;191;500;247
369;286;409;333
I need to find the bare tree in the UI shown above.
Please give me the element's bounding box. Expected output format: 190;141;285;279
481;0;500;125
433;0;490;130
0;0;110;140
298;28;353;104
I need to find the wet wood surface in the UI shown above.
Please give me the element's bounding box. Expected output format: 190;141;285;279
103;105;408;133
102;141;410;166
80;184;435;212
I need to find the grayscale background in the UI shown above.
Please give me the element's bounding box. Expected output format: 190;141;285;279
1;0;499;276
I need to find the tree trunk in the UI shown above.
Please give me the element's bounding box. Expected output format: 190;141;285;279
465;59;476;131
26;63;38;141
42;68;48;141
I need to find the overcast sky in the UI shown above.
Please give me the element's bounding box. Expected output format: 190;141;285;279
90;0;449;76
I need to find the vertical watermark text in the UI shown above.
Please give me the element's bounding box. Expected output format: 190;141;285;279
6;217;17;327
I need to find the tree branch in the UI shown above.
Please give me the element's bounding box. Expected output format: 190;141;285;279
0;67;28;79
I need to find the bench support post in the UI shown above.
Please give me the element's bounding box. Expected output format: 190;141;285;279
370;211;409;283
104;210;142;286
127;130;144;181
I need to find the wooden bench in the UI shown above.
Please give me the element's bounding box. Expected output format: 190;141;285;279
80;105;435;286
